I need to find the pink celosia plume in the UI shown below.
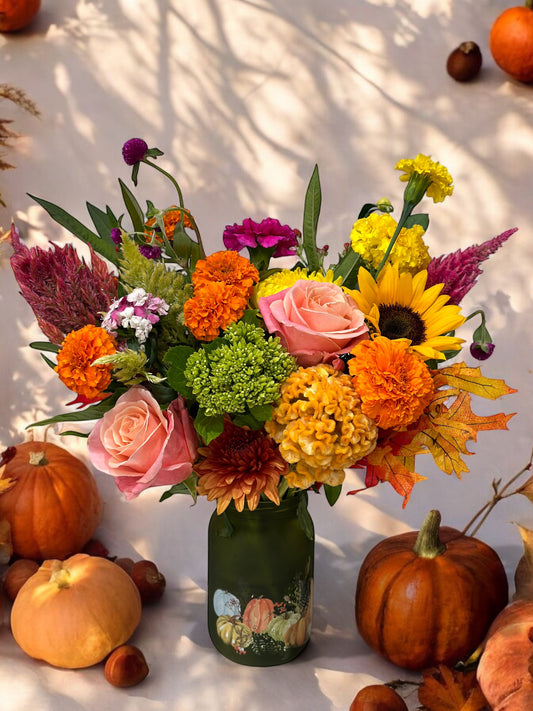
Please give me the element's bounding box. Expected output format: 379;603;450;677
9;223;118;344
426;227;517;305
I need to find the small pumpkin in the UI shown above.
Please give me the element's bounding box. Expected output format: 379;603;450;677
477;600;533;710
11;553;142;669
355;510;508;670
215;615;253;649
266;612;301;643
489;0;533;83
0;0;41;32
284;616;310;648
0;441;103;560
242;597;275;633
213;588;241;617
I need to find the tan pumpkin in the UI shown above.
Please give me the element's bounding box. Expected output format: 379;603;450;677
284;616;309;647
11;553;142;669
215;615;253;649
477;600;533;710
242;597;275;633
0;441;103;560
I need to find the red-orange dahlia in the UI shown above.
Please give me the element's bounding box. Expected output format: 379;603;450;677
195;420;287;514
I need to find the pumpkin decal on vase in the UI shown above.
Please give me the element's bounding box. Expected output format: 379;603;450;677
355;510;509;670
243;597;275;633
10;553;142;669
0;441;103;560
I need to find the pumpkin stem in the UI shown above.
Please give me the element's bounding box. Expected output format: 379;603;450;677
526;0;533;10
28;450;49;466
413;510;446;559
49;561;72;589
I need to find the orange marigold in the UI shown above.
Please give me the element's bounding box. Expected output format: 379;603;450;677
144;206;193;243
195;420;286;514
192;250;259;300
348;336;434;430
184;281;249;342
55;325;117;399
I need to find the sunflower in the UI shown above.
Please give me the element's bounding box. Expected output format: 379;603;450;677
352;264;465;361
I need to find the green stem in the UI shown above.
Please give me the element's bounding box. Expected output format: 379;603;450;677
372;201;414;279
413;510;446;558
142;158;185;208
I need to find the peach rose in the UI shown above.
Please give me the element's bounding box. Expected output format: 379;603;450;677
87;386;198;500
258;280;368;367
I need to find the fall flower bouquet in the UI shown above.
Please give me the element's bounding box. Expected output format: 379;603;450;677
10;140;516;516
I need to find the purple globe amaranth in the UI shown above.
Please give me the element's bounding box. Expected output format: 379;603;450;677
139;244;162;260
223;217;299;258
470;341;495;361
122;138;148;166
426;227;517;305
110;228;122;245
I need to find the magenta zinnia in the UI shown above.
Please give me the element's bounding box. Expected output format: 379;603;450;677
10;224;118;344
195;420;287;514
426;228;517;305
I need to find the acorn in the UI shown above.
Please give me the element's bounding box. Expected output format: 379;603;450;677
446;41;483;82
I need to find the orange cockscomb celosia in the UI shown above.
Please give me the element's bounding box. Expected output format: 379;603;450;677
195;420;287;514
55;325;117;399
192;250;259;300
183;281;250;341
348;336;434;430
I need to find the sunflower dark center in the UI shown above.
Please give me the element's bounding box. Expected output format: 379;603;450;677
378;304;426;344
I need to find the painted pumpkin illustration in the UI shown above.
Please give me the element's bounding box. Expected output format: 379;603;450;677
215;615;253;649
266;612;301;643
213;589;241;617
242;597;275;633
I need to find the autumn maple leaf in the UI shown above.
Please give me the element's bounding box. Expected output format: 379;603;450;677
418;665;489;711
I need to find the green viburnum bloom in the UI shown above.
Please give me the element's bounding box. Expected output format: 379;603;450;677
184;320;297;417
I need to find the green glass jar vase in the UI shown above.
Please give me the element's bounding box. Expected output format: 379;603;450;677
207;491;314;666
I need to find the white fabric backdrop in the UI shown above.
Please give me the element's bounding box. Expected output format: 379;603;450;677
0;1;532;709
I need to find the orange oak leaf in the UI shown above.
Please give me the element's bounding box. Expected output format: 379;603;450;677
433;362;517;400
415;390;515;477
418;665;489;711
361;445;426;507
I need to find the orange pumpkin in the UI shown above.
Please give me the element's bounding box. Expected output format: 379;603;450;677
0;441;103;560
355;510;508;670
243;597;275;633
489;1;533;83
0;0;41;32
11;554;142;669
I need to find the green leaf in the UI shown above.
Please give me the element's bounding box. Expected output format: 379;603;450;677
28;194;119;266
232;410;264;430
172;225;201;271
302;165;322;272
218;511;234;537
59;430;89;438
404;213;429;231
297;494;315;540
86;201;116;240
28;391;124;429
163;345;195;397
195;408;224;445
332;249;362;290
159;472;198;503
249;403;273;423
118;178;145;234
40;353;57;369
30;341;60;353
324;483;342;506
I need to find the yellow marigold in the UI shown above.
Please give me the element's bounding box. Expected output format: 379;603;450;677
192;250;259;300
348;336;434;430
255;267;342;302
184;281;249;341
395;154;454;204
264;364;378;489
55;325;116;399
350;213;430;275
144;206;193;243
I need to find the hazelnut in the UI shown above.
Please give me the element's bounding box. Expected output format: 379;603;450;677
113;557;135;575
3;559;39;602
446;41;483;82
349;684;408;711
104;645;149;688
82;538;110;557
131;560;166;604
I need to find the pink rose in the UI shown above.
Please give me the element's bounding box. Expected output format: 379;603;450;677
87;386;198;500
258;280;368;367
